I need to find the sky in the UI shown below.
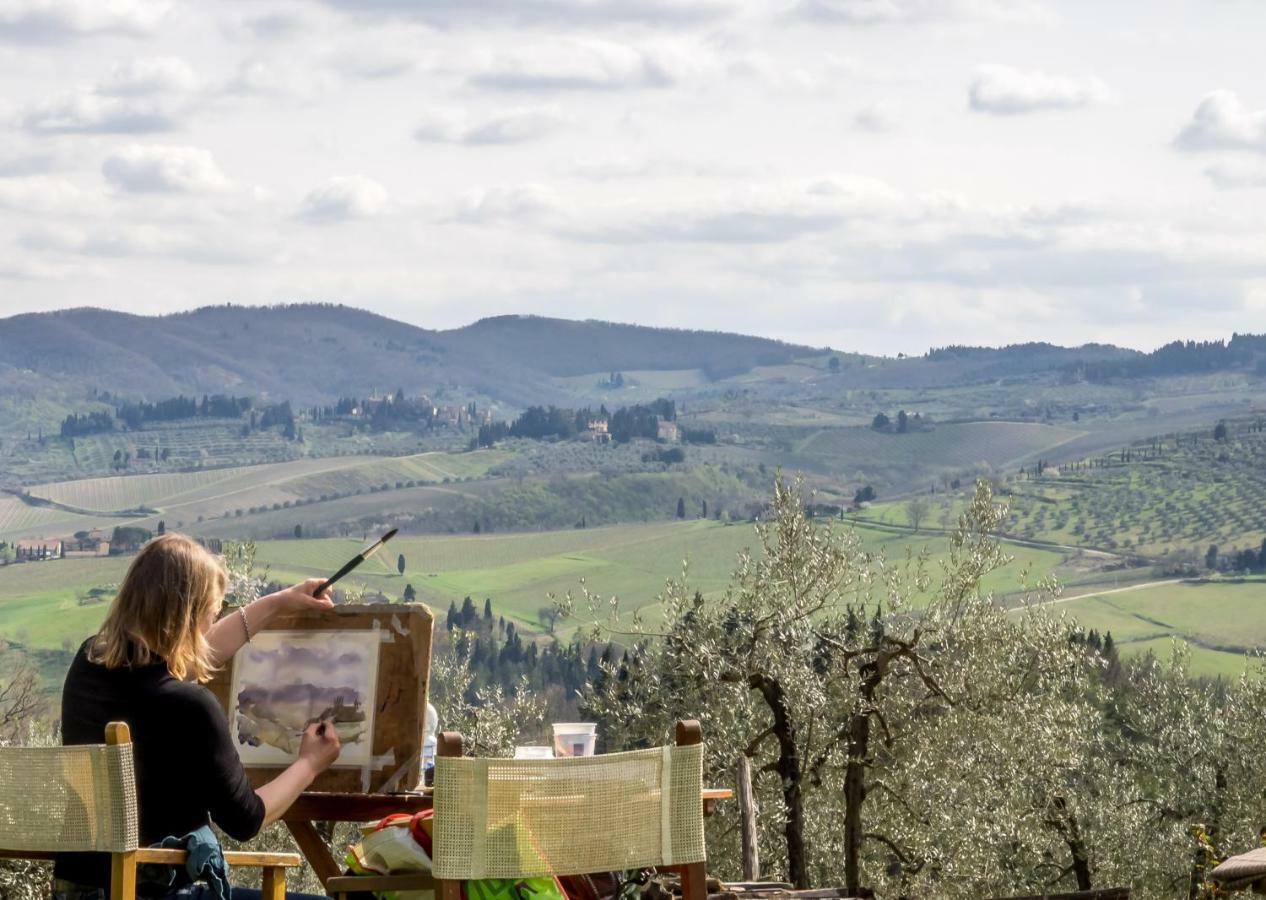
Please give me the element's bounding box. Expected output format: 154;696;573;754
1;0;1265;355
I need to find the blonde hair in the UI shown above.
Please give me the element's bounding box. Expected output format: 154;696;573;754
90;533;226;682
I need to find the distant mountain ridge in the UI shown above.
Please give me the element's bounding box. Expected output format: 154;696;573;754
1;304;1255;407
0;304;816;405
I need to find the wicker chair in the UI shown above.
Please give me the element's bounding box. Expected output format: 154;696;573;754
0;722;300;900
325;720;709;900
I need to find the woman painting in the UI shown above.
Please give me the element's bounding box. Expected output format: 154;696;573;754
53;533;341;900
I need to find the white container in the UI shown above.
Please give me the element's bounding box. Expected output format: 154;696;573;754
514;745;554;760
552;722;597;758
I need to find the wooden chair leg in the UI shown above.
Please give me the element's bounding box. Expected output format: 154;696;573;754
110;850;138;900
437;877;462;900
678;862;707;900
261;865;286;900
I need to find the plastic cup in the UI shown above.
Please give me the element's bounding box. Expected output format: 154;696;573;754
552;722;597;757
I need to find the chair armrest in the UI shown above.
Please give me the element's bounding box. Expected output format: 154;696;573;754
134;848;301;867
134;848;190;864
223;851;303;868
326;874;435;894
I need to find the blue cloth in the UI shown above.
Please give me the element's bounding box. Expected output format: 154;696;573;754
137;826;230;900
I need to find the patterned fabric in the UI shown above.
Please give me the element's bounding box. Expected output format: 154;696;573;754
0;741;138;852
432;745;706;881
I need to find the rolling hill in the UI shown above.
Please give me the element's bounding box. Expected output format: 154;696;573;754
5;305;1243;414
0;305;817;408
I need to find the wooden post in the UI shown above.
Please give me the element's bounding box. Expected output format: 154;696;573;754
109;851;137;900
106;723;136;900
435;732;464;900
673;722;707;900
675;720;702;747
737;755;760;881
678;862;708;900
260;866;286;900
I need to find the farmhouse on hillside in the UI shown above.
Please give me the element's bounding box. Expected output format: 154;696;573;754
63;529;111;558
15;537;62;561
657;420;680;442
580;419;611;443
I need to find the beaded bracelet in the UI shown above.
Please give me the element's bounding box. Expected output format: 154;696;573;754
238;605;252;643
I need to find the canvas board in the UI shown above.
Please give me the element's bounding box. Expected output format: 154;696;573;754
229;629;382;768
208;603;434;794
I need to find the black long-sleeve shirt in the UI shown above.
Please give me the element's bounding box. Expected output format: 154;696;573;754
54;640;265;889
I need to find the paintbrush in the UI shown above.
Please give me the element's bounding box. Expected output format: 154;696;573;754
311;527;398;740
315;527;399;597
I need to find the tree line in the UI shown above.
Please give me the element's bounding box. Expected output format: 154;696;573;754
1069;335;1266;382
59;393;297;440
476;398;682;447
438;595;610;708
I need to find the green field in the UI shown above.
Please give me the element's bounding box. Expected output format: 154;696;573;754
0;555;132;651
1047;578;1266;676
787;421;1084;488
0;519;1074;656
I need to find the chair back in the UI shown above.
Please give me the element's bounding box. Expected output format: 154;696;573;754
432;728;705;880
0;722;139;854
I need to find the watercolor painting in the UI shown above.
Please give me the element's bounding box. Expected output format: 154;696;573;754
230;630;381;767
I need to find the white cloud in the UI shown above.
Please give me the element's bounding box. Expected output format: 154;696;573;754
21;90;178;133
308;0;735;28
969;65;1111;115
725;51;829;94
455;183;564;224
0;142;66;176
1175;91;1266;154
19;60;198;135
467;38;687;92
414;106;563;145
853;100;896;132
98;56;197;96
102;144;232;193
236;10;307;40
223;58;336;97
563;175;902;244
329;48;418;80
0;0;167;42
22;221;273;264
567;154;760;180
793;0;1048;26
0;174;81;212
299;175;388;222
1204;160;1266;190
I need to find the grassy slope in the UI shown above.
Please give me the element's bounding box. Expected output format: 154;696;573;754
1053;579;1266;674
0;519;1070;656
0;556;131;651
784;421;1085;490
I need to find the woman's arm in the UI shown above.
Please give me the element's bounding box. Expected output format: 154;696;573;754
256;721;342;826
207;578;334;666
200;689;341;841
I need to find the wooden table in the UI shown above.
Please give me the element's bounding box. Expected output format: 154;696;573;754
285;788;734;888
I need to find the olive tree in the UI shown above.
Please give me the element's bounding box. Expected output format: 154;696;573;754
569;477;1112;895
